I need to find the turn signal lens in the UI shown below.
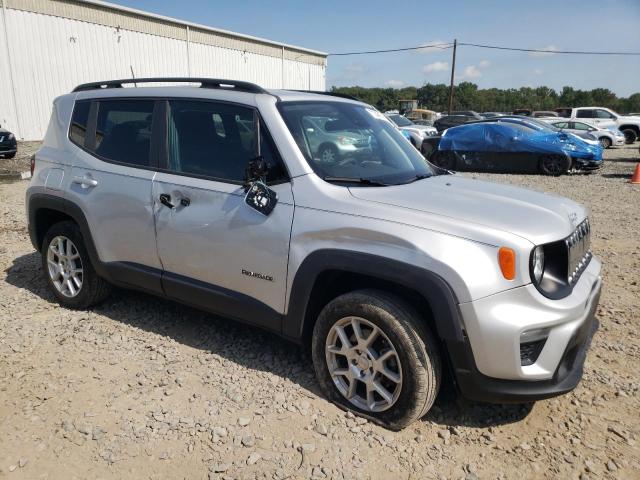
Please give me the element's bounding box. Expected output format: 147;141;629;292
498;247;516;280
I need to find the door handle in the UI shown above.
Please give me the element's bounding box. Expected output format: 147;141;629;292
72;175;98;188
159;193;175;209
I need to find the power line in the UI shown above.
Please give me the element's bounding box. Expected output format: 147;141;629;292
328;42;453;56
327;41;640;57
459;42;640;56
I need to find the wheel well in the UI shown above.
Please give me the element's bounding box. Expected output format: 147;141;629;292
34;208;74;251
300;270;437;345
619;124;640;135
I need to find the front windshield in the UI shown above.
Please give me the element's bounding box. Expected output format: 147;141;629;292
388;114;414;127
278;101;435;185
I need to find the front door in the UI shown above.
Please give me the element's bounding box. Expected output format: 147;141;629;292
152;99;293;332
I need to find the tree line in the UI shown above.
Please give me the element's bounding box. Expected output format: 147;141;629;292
330;83;640;114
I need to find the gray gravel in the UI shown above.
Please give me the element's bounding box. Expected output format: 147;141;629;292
0;143;639;479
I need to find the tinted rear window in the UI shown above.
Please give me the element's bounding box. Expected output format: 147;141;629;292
94;100;154;167
69;101;91;147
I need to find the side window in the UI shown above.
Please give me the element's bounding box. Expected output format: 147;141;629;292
166;100;287;184
69;101;91;147
94;100;154;167
576;110;593;119
595;109;614;119
573;122;591;131
553;122;569;129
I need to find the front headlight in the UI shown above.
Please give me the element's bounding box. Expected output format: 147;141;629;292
8;133;15;141
532;246;545;283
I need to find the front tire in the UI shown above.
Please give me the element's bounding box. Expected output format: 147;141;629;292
41;221;111;309
311;290;441;430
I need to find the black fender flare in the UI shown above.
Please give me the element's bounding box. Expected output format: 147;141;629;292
282;249;465;343
28;193;106;278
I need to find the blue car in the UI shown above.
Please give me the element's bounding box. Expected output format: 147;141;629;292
429;117;603;175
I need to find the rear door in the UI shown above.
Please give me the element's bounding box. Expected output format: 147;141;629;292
66;98;163;293
152;99;294;331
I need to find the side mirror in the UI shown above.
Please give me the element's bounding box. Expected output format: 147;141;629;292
558;132;568;140
243;157;278;216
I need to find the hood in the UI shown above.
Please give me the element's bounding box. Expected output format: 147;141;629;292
348;175;586;245
621;115;640;122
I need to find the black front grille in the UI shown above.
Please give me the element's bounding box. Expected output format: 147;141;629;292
565;218;591;285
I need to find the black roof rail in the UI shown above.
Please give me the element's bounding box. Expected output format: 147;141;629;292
289;90;361;101
72;77;267;94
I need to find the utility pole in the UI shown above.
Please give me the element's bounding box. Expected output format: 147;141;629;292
448;38;457;115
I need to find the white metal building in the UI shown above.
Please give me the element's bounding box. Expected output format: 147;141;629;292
0;0;327;140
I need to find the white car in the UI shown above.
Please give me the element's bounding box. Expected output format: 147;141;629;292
544;119;625;148
385;114;437;151
560;107;640;144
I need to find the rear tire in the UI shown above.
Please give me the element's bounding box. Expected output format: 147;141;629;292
622;129;637;144
431;150;456;170
41;221;111;309
311;289;441;430
598;137;612;149
539;154;571;176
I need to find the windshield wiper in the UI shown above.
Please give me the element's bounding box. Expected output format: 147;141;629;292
402;173;433;184
322;176;390;186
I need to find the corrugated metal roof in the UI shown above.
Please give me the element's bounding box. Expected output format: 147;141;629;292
5;0;327;65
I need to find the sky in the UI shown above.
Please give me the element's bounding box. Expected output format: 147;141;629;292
109;0;640;96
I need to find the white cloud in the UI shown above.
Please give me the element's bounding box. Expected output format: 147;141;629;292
529;45;559;57
422;61;449;73
459;65;482;79
478;59;491;68
385;79;405;88
533;68;543;75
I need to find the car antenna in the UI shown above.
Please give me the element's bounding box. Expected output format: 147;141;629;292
130;65;137;87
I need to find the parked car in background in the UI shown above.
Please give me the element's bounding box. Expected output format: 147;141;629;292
0;125;17;159
385;114;437;151
434;114;478;132
405;108;438;125
477;116;601;146
558;107;639;144
450;110;483;118
512;109;531;116
302;116;372;163
532;111;558;118
482;112;505;118
544;119;625;148
428;119;603;175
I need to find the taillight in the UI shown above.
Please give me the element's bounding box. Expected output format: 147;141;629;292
30;155;35;176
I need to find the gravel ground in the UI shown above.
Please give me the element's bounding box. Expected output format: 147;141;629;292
1;144;639;479
0;142;40;176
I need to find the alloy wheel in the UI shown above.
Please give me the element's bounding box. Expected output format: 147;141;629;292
542;155;566;175
46;236;83;297
325;316;402;412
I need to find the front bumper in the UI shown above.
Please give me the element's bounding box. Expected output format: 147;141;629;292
448;255;602;403
574;157;603;170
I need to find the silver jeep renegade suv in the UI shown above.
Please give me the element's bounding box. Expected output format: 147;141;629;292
27;78;602;430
